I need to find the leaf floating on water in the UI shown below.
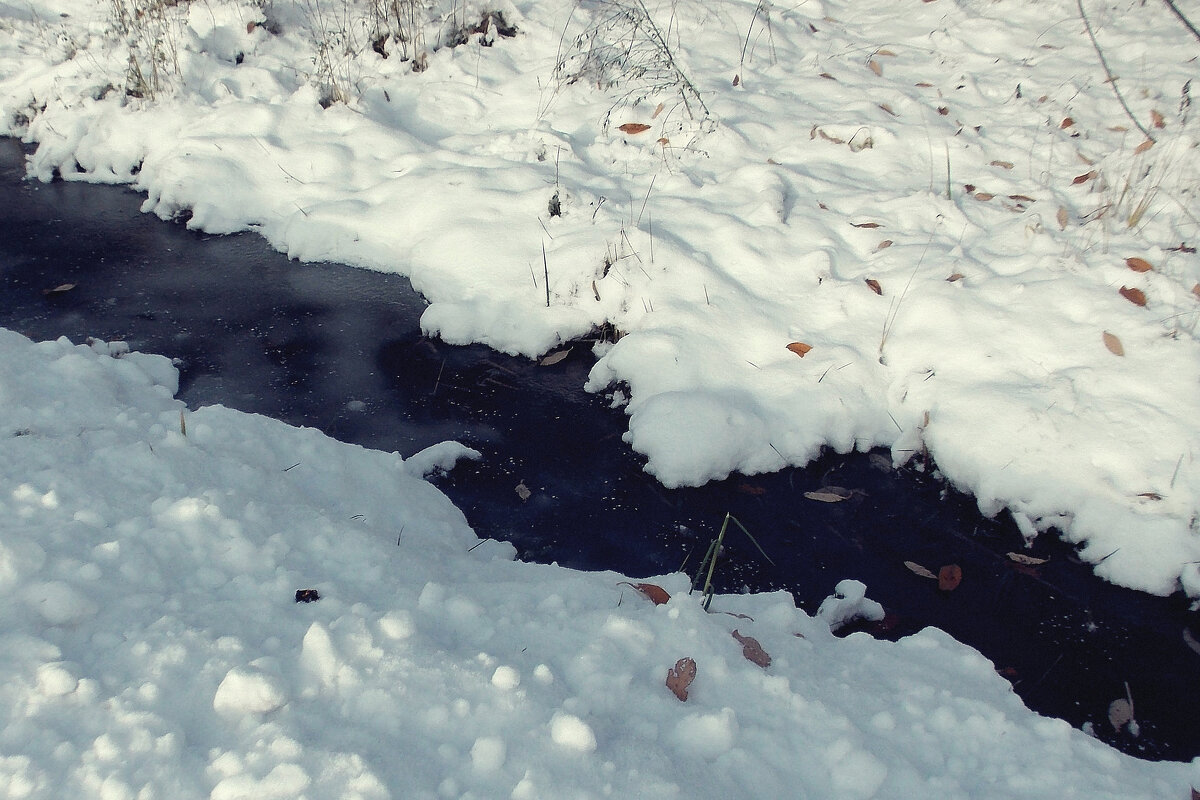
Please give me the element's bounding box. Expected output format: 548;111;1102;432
904;561;937;580
43;283;76;296
666;657;696;701
1183;627;1200;657
732;630;771;668
538;348;570;366
1119;286;1147;307
1102;331;1124;356
938;564;963;591
865;278;883;295
786;342;813;357
1006;552;1049;566
515;481;532;502
1108;698;1134;732
804;486;853;503
617;123;651;134
1125;257;1153;273
620;582;670;605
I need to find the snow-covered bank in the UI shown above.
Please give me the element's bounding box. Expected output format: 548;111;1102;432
1;328;1196;797
0;0;1197;601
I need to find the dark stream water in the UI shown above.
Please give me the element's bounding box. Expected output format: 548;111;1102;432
2;137;1198;761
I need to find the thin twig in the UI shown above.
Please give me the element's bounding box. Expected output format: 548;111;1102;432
1077;0;1156;142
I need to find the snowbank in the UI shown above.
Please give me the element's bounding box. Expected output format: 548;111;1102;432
0;328;1196;796
0;0;1197;602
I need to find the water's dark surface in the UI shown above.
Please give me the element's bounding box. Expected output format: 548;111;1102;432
2;137;1198;760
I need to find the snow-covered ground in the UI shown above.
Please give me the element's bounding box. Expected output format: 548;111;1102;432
0;329;1195;798
1;0;1200;792
1;0;1199;598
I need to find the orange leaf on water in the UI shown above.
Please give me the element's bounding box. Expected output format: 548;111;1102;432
1125;257;1153;272
1119;286;1147;307
786;342;813;357
617;123;651;134
666;657;696;701
938;564;963;591
905;561;937;580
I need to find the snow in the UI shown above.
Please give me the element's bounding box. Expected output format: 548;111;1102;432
0;328;1195;795
0;0;1199;791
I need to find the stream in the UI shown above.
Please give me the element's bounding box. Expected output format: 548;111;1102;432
1;136;1197;761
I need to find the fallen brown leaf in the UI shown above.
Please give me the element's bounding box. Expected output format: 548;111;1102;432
1006;552;1049;566
1134;139;1154;155
804;487;854;503
42;283;76;296
786;342;813;357
1119;286;1147;307
732;630;771;668
1072;171;1097;185
1125;257;1153;273
865;278;883;295
617;123;651;134
1057;206;1069;230
538;348;570;366
938;564;963;591
1102;331;1124;356
1061;117;1074;129
850;221;882;228
651;102;665;119
990;160;1014;169
946;273;964;282
973;192;994;201
867;59;882;76
666;657;697;701
620;582;671;605
1151;109;1165;129
875;240;893;251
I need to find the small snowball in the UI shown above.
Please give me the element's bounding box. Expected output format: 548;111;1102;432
549;712;597;753
470;736;506;773
491;665;520;690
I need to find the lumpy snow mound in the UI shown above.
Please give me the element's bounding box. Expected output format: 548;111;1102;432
0;0;1197;599
0;329;1196;796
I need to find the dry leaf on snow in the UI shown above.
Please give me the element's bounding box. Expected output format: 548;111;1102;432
1061;117;1074;129
1151;109;1165;129
876;240;893;251
651;102;665;119
867;59;882;76
1102;331;1124;356
1134;139;1154;155
1057;206;1069;230
1071;171;1097;185
851;221;882;228
990;160;1014;169
666;657;696;701
617;123;651;134
905;561;937;580
786;342;813;357
620;582;670;605
865;279;883;295
1125;257;1153;273
732;630;771;668
938;564;963;591
1119;286;1147;307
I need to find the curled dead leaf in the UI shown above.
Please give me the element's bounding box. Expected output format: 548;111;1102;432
1134;138;1155;155
42;283;76;295
651;102;665;119
732;630;771;668
657;137;670;146
1184;628;1200;657
990;160;1014;169
1061;117;1074;129
876;240;893;251
617;123;651;134
1006;552;1049;566
786;342;813;358
875;49;897;57
1119;286;1147;307
1150;109;1165;129
1136;492;1162;500
1008;194;1035;202
938;564;963;591
865;278;883;295
946;273;964;282
904;561;937;580
851;221;882;228
666;657;697;701
1071;171;1097;185
1102;331;1124;356
867;59;882;76
1125;257;1153;273
973;192;994;201
620;582;670;605
732;73;740;87
937;106;949;115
